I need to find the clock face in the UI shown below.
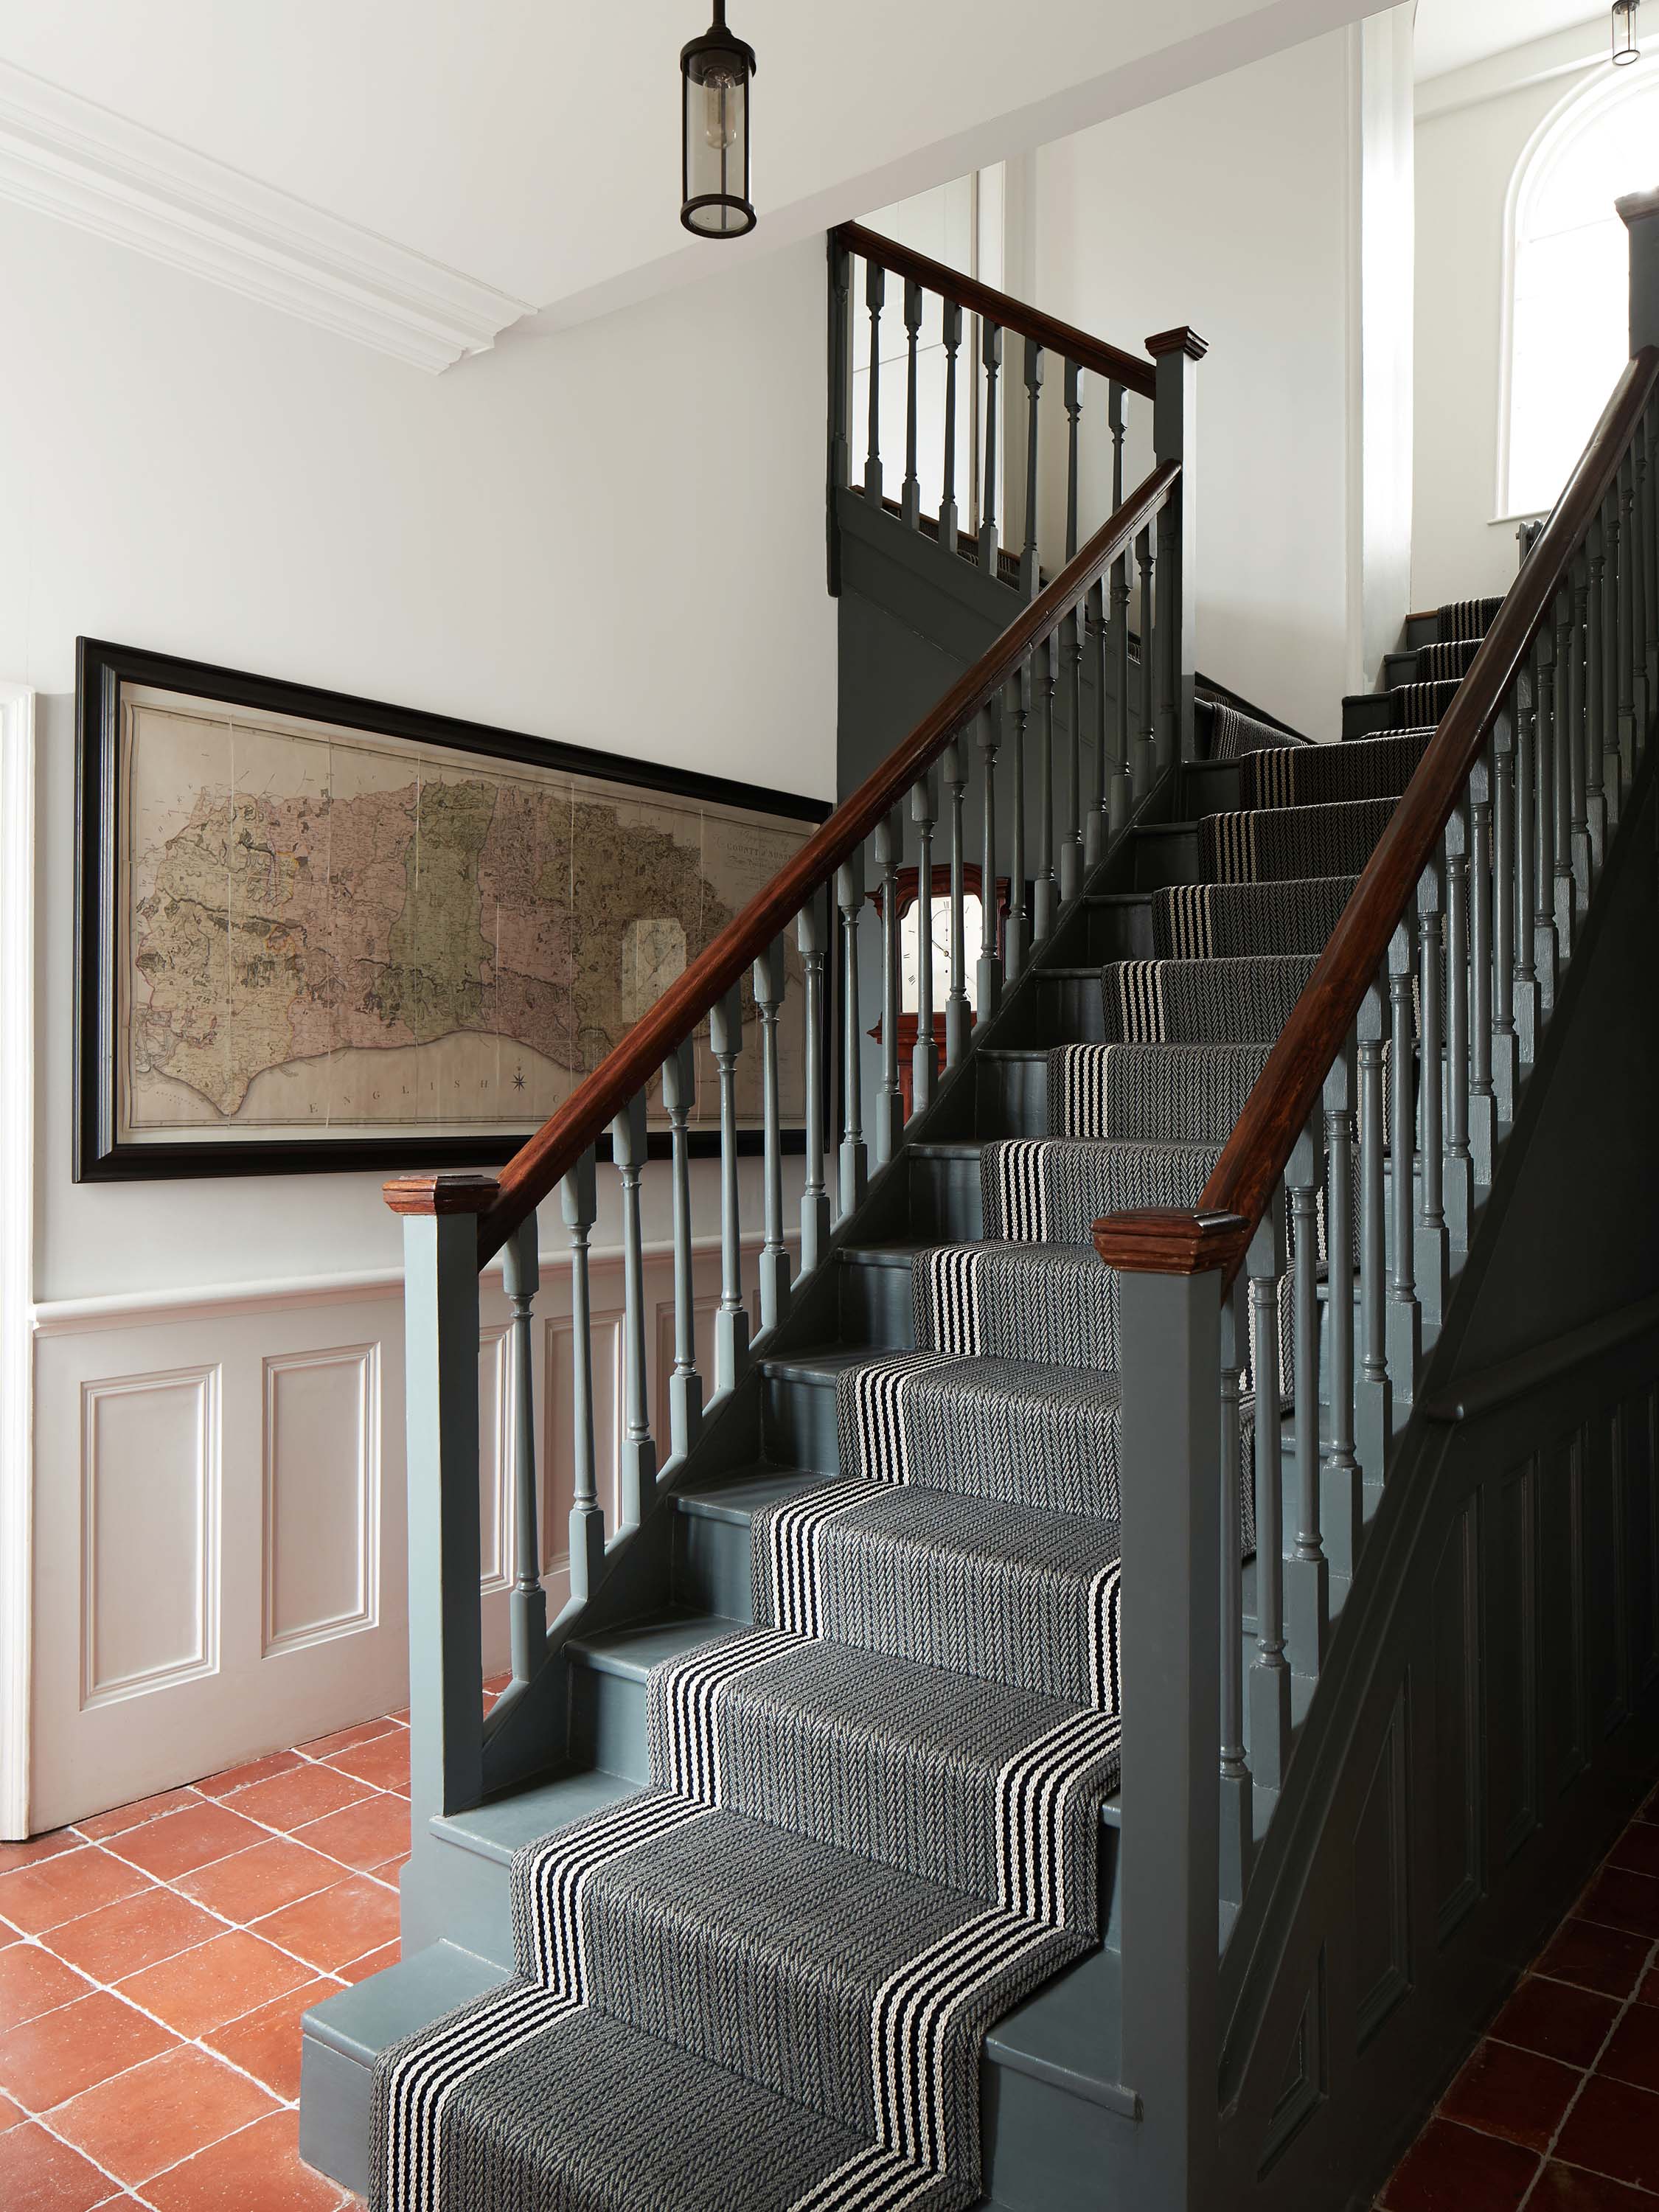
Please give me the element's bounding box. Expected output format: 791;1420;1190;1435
899;892;984;1013
621;917;688;1026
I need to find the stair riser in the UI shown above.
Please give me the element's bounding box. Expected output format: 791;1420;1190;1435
1129;825;1200;890
975;1053;1051;1138
1341;692;1393;740
837;1253;918;1349
905;1148;985;1239
672;1505;755;1620
1180;759;1240;815
760;1368;840;1472
1079;900;1156;964
995;973;1107;1047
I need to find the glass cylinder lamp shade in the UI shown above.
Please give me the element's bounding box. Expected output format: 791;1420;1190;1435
681;3;756;238
1613;0;1641;65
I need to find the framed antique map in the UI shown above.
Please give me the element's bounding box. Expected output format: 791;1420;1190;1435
75;639;828;1180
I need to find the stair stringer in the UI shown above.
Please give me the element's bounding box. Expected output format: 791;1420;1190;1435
1197;738;1659;2212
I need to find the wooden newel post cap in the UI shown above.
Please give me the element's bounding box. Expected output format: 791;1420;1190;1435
1144;327;1208;363
383;1169;500;1217
1092;1207;1250;1275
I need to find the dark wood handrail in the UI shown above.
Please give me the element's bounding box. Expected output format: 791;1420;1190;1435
443;458;1180;1265
835;220;1158;402
1096;344;1659;1286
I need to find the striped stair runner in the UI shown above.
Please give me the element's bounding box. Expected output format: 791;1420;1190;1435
371;597;1497;2212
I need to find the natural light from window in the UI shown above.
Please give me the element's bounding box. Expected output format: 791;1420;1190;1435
1504;62;1659;521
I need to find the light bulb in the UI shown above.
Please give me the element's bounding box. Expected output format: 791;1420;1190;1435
703;66;741;150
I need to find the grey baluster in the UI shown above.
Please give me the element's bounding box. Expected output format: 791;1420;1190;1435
1386;922;1421;1421
502;1214;548;1686
1491;703;1520;1123
837;854;869;1215
710;983;750;1391
1356;977;1392;1483
798;892;831;1274
1323;1037;1363;1578
1514;660;1543;1052
609;1092;656;1528
1059;367;1084;904
1284;1118;1328;1681
1218;1275;1252;1910
753;937;791;1329
1085;582;1107;866
939;301;961;559
1248;1195;1293;1796
1155;488;1180;775
1601;490;1626;827
911;773;938;1115
978;320;1002;572
863;258;884;506
1531;635;1560;1012
1033;635;1058;942
1020;338;1043;599
1551;587;1576;953
978;700;1003;1020
1636;420;1653;731
827;236;851;501
1568;557;1591;909
562;1147;605;1602
1063;361;1082;571
661;1039;703;1460
1005;668;1031;981
873;815;903;1164
900;279;923;531
1618;456;1638;784
1110;382;1132;815
944;740;971;1066
1467;753;1498;1186
1135;524;1157;795
1587;515;1609;863
1442;804;1473;1253
1416;848;1450;1338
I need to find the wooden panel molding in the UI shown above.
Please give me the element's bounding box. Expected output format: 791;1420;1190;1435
261;1344;380;1658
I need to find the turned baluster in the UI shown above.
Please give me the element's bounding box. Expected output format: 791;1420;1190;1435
1135;524;1157;795
979;319;1003;571
873;814;903;1165
1601;490;1625;827
561;1147;605;1602
1386;922;1422;1419
709;984;750;1391
502;1215;548;1684
1356;977;1392;1482
1324;1037;1363;1576
1248;1195;1293;1795
1285;1119;1329;1681
863;258;884;506
1005;668;1031;981
609;1092;656;1528
753;937;791;1329
1490;706;1520;1123
1416;849;1450;1337
900;278;923;531
1467;753;1498;1186
1085;581;1108;866
1219;1276;1252;1909
1551;586;1578;949
836;855;868;1216
1443;805;1473;1253
798;892;831;1273
939;301;962;558
943;740;971;1067
1059;365;1085;904
978;700;1004;1020
1020;338;1043;599
1110;382;1131;815
661;1039;703;1460
1618;456;1638;777
1586;517;1609;864
827;237;851;502
1532;635;1560;1012
1155;489;1180;775
1033;634;1058;942
911;773;938;1116
1513;661;1543;1051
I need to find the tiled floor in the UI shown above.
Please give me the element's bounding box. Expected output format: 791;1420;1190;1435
0;1677;510;2211
1380;1784;1659;2210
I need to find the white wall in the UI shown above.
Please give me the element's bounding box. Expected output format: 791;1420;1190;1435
1026;30;1367;737
0;197;835;1307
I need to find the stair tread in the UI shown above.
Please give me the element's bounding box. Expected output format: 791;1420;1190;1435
675;1464;839;1522
437;1767;641;1865
304;1940;509;2065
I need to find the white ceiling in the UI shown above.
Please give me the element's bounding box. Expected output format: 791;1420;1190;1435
0;0;1380;364
1414;0;1609;81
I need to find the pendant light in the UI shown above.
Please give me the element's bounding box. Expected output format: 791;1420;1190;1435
1613;1;1641;66
680;1;757;238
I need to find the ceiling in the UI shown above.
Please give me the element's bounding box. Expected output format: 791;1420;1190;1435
0;0;1381;365
1413;0;1609;81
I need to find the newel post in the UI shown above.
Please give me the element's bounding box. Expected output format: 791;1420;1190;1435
385;1170;495;1834
1093;1206;1240;2210
1620;188;1659;358
1147;327;1206;768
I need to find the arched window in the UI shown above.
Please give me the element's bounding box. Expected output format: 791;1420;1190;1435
1501;60;1659;520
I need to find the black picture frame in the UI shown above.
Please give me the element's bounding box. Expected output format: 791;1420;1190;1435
75;638;831;1183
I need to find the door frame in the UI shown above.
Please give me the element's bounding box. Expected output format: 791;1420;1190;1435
1;683;36;1839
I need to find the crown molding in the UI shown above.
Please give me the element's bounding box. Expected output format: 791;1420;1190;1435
0;60;537;372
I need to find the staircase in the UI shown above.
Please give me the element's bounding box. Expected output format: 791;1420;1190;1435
299;209;1659;2212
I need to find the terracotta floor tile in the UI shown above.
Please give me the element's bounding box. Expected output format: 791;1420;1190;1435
0;1943;94;2028
0;2089;20;2131
0;1989;178;2112
481;1673;511;1695
1489;1975;1621;2070
49;1887;222;1983
174;1839;345;1922
115;1930;315;2038
1576;1868;1659;1940
74;1790;203;1843
1531;2162;1659;2207
322;1734;409;1795
369;1856;406;1886
1553;2074;1659;2193
1382;2116;1539;2210
0;1831;82;1875
1439;2037;1582;2152
0;1849;153;1937
290;1793;409;1874
336;1941;399;1984
203;1978;341;2101
1606;1823;1659;1881
101;1803;267;1885
293;1719;400;1761
142;2107;345;2211
223;1764;372;1832
386;1708;410;1726
1597;2002;1659;2095
252;1874;399;1975
49;2045;278;2188
192;1751;305;1800
1534;1918;1655;2000
0;2119;119;2211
